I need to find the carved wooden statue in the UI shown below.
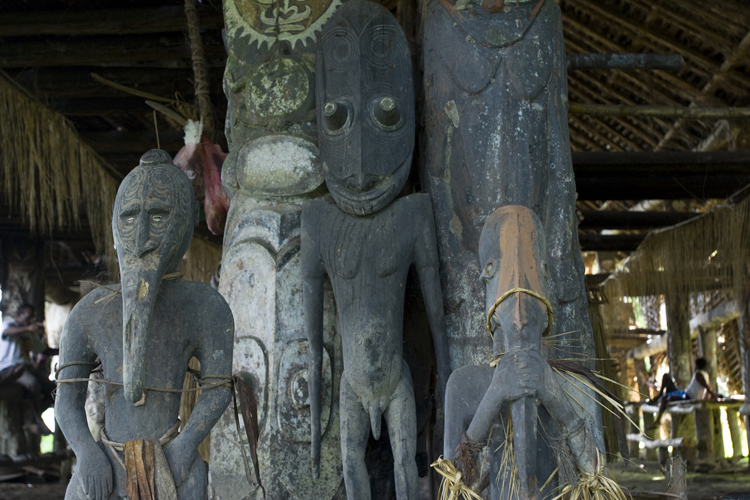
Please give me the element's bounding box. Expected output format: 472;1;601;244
443;206;599;500
302;1;451;498
56;150;234;500
421;0;594;369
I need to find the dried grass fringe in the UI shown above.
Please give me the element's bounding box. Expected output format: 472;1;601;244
0;73;119;274
178;236;222;284
602;192;750;327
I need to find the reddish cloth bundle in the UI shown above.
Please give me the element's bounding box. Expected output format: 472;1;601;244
173;120;230;235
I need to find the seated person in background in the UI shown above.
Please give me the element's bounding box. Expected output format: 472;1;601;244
648;358;721;429
0;303;55;435
648;371;680;404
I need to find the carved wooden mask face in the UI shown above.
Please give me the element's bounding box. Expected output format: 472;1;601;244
316;0;414;216
113;149;197;404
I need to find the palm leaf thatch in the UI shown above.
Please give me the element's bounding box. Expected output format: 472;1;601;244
0;73;119;273
602;191;750;312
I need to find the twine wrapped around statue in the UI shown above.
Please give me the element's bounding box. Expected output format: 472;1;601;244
100;422;180;500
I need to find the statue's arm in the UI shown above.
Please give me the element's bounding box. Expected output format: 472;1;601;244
55;306;112;500
178;302;234;453
301;204;326;477
412;196;451;407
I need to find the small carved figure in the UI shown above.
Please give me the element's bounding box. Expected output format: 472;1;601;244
56;150;234;500
443;206;598;499
303;2;451;498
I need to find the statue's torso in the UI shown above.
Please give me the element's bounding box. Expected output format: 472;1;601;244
73;280;220;444
307;194;429;401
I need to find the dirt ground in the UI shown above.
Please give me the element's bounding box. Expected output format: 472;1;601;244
0;481;68;500
611;458;750;500
1;459;748;500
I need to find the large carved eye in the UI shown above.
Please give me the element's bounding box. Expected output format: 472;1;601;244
372;97;401;130
323;101;348;134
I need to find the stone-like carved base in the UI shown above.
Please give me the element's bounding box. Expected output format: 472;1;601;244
209;199;344;500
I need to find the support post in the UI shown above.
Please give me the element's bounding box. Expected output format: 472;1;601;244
633;358;651;460
738;271;750;456
697;326;723;461
666;294;696;462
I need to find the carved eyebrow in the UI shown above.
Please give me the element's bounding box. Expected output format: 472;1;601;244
119;206;140;217
146;203;170;214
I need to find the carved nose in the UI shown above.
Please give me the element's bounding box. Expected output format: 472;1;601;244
135;214;158;257
513;296;529;332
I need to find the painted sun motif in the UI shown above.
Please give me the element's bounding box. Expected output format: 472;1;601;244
226;0;344;50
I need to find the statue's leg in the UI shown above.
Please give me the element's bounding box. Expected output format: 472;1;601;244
383;361;418;500
176;453;208;500
443;365;494;457
340;375;372;500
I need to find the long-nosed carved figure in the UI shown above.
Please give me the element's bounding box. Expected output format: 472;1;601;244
56;150;234;500
444;205;599;500
302;2;451;499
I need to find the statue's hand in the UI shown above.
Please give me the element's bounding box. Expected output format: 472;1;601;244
78;449;113;500
503;350;546;401
164;439;196;489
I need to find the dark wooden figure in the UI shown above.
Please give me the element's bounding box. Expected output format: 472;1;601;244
56;150;234;500
444;206;599;500
303;2;451;499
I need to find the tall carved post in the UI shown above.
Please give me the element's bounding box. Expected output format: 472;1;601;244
421;0;603;455
209;1;346;499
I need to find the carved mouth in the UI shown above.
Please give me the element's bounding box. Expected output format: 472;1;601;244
328;177;398;216
327;156;410;216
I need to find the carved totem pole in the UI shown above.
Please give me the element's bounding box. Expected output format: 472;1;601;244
302;1;451;499
56;150;234;500
210;1;348;499
422;0;606;495
422;0;594;368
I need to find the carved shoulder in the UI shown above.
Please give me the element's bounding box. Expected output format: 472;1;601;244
395;194;440;269
60;286;120;357
301;200;330;278
393;193;433;222
181;280;234;339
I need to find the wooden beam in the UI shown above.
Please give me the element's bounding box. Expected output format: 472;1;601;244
9;67;224;99
656;29;750;151
573;151;750;200
570;103;750;119
80;130;184;153
0;33;226;68
0;5;223;37
567;53;684;71
578;233;645;251
50;95;225;115
578;210;697;230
